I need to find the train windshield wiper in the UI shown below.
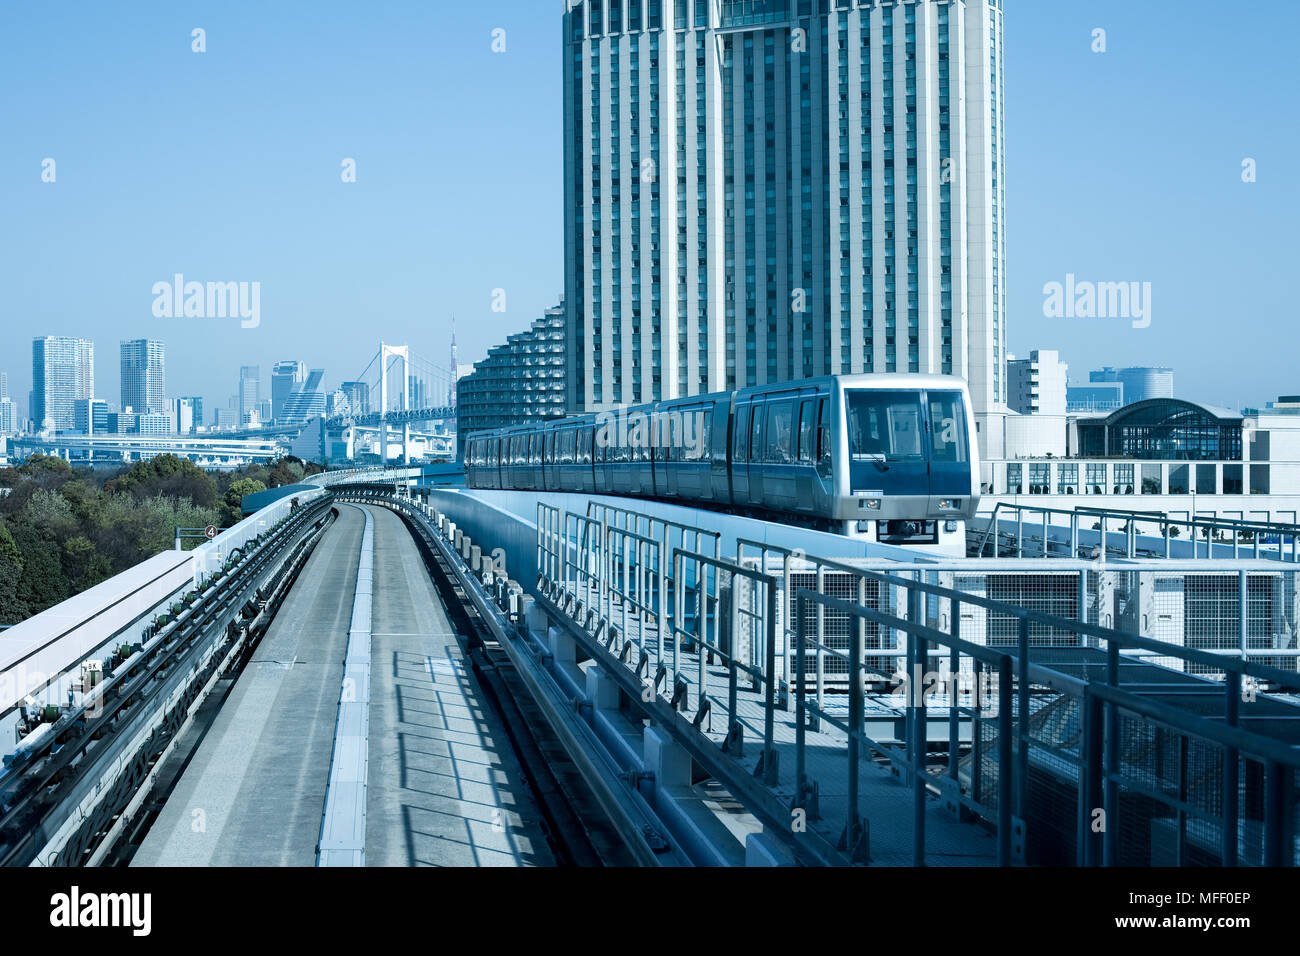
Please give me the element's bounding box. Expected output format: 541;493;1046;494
854;453;891;471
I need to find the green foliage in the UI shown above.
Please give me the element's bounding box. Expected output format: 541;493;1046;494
7;519;68;614
106;455;220;508
220;478;268;528
0;522;26;626
0;454;310;624
0;460;230;624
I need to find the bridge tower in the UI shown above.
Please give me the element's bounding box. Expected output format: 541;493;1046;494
379;342;411;465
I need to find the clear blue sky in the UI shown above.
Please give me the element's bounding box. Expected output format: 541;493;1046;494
1;0;1296;420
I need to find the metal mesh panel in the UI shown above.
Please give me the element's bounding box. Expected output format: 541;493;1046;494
786;571;884;685
1184;574;1274;677
1016;692;1080;864
984;574;1081;647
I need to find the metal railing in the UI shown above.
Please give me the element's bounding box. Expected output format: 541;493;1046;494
534;506;1300;866
974;501;1300;563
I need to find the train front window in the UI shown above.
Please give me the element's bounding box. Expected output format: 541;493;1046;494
926;391;969;464
847;391;924;462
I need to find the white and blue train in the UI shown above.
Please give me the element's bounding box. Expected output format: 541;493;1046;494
464;374;980;551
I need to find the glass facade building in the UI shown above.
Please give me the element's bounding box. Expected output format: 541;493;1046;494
563;0;1006;414
1076;399;1243;462
272;361;307;422
280;369;326;424
120;339;166;415
1089;366;1174;404
32;336;95;431
239;365;261;421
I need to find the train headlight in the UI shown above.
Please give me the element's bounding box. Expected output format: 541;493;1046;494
860;498;882;510
939;498;952;510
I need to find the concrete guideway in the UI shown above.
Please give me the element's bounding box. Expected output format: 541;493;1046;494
362;504;553;866
134;503;552;867
133;507;364;866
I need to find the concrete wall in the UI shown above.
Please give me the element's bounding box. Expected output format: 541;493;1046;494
424;488;930;599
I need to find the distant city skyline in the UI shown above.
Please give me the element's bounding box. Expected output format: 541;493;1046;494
2;1;1297;422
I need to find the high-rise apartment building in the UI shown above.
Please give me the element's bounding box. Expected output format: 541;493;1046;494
0;373;11;435
0;374;16;435
239;366;261;420
272;361;306;421
458;301;568;457
1007;349;1067;417
120;339;166;415
562;0;1006;414
32;336;95;431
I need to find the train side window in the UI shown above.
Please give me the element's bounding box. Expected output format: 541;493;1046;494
766;402;794;463
816;398;832;478
798;401;815;462
734;407;751;461
751;404;765;463
698;411;713;462
578;428;591;464
544;431;554;465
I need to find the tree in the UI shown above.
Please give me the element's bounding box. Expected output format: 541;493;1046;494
7;519;68;615
221;479;267;528
26;488;79;542
18;455;73;489
106;455;219;508
0;522;25;625
63;535;113;593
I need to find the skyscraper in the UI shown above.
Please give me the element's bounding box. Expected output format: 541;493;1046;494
120;339;166;415
341;381;371;416
457;300;568;457
32;336;94;431
0;373;14;435
562;0;1005;414
281;369;326;423
272;361;306;422
183;396;205;428
239;366;261;421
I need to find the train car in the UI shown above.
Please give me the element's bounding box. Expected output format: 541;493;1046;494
813;374;978;550
546;415;597;494
650;394;730;504
464;374;979;552
595;402;657;498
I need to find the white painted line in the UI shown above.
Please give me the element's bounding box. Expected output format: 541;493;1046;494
317;508;374;867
